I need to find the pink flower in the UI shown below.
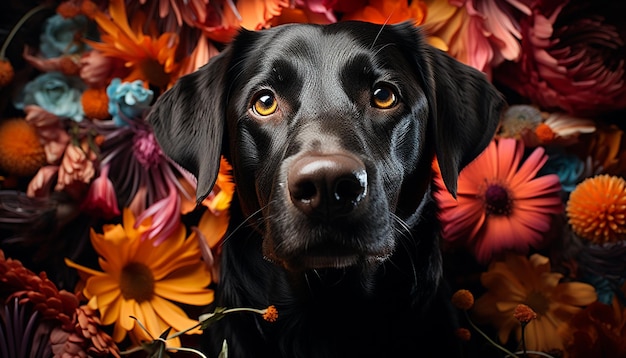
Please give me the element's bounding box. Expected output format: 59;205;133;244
55;143;97;200
80;164;121;220
434;138;563;263
423;0;531;74
24;105;71;164
27;166;59;198
494;0;626;115
79;51;125;88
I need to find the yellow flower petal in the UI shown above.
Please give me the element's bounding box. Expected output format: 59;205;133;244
151;296;200;333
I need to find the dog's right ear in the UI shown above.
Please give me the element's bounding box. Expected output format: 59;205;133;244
147;48;232;203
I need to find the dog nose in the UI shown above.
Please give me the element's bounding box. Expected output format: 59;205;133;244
288;154;367;218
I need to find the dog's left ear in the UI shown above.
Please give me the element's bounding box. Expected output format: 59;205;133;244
400;24;505;197
146;48;233;203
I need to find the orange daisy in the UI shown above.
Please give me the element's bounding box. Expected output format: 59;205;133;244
65;209;214;346
85;0;180;89
473;253;597;352
434;138;563;263
566;175;626;244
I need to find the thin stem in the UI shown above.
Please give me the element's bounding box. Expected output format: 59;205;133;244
0;5;50;59
171;307;269;339
464;311;519;358
520;322;528;358
512;351;555;358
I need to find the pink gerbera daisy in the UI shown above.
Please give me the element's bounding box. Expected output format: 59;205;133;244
434;138;563;263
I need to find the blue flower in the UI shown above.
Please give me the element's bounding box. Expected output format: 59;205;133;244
39;14;88;58
106;79;154;126
539;153;585;193
14;72;85;121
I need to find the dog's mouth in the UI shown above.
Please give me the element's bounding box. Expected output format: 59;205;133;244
267;243;392;272
295;254;359;270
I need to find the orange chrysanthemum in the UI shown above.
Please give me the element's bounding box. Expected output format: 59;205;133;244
85;0;180;89
434;138;563;263
473;253;597;352
65;209;214;346
0;59;14;87
81;87;110;120
0;118;46;176
566;175;626;244
342;0;427;25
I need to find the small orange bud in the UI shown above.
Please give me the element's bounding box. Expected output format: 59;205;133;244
513;304;537;324
451;289;475;311
263;305;278;322
534;123;555;143
0;59;15;87
455;327;471;341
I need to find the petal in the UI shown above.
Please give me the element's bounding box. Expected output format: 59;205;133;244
510;146;548;187
150;296;200;332
553;282;598;306
119;299;138;331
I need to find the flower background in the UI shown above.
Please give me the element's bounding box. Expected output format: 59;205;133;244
0;0;624;357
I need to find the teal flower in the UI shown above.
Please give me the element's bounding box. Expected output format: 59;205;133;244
14;72;85;121
539;153;587;194
106;78;154;126
39;14;89;58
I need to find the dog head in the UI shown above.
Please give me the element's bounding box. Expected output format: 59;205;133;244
148;21;504;273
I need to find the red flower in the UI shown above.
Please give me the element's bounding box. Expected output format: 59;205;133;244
495;0;626;115
562;300;626;357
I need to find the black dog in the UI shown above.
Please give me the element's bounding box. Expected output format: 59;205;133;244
148;21;503;358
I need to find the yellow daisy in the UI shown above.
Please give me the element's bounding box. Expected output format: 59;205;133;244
473;253;597;352
65;209;213;345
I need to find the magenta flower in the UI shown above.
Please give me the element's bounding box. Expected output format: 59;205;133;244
80;164;121;220
494;0;626;115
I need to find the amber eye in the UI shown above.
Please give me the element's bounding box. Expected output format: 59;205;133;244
371;85;397;109
252;92;278;116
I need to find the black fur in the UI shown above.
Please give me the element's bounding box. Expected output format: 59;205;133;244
148;21;504;358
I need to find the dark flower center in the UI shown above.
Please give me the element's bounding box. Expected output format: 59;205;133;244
133;129;164;169
525;291;550;316
484;184;512;216
119;262;155;302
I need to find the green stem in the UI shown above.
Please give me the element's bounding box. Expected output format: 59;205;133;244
464;311;519;358
169;307;268;340
0;4;50;59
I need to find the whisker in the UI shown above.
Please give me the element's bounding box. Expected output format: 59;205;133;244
369;11;395;51
388;214;419;285
219;204;268;247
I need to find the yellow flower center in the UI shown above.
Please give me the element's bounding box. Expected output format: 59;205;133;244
524;291;549;317
119;262;155;302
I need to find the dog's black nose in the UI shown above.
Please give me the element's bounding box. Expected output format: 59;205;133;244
288;154;367;218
